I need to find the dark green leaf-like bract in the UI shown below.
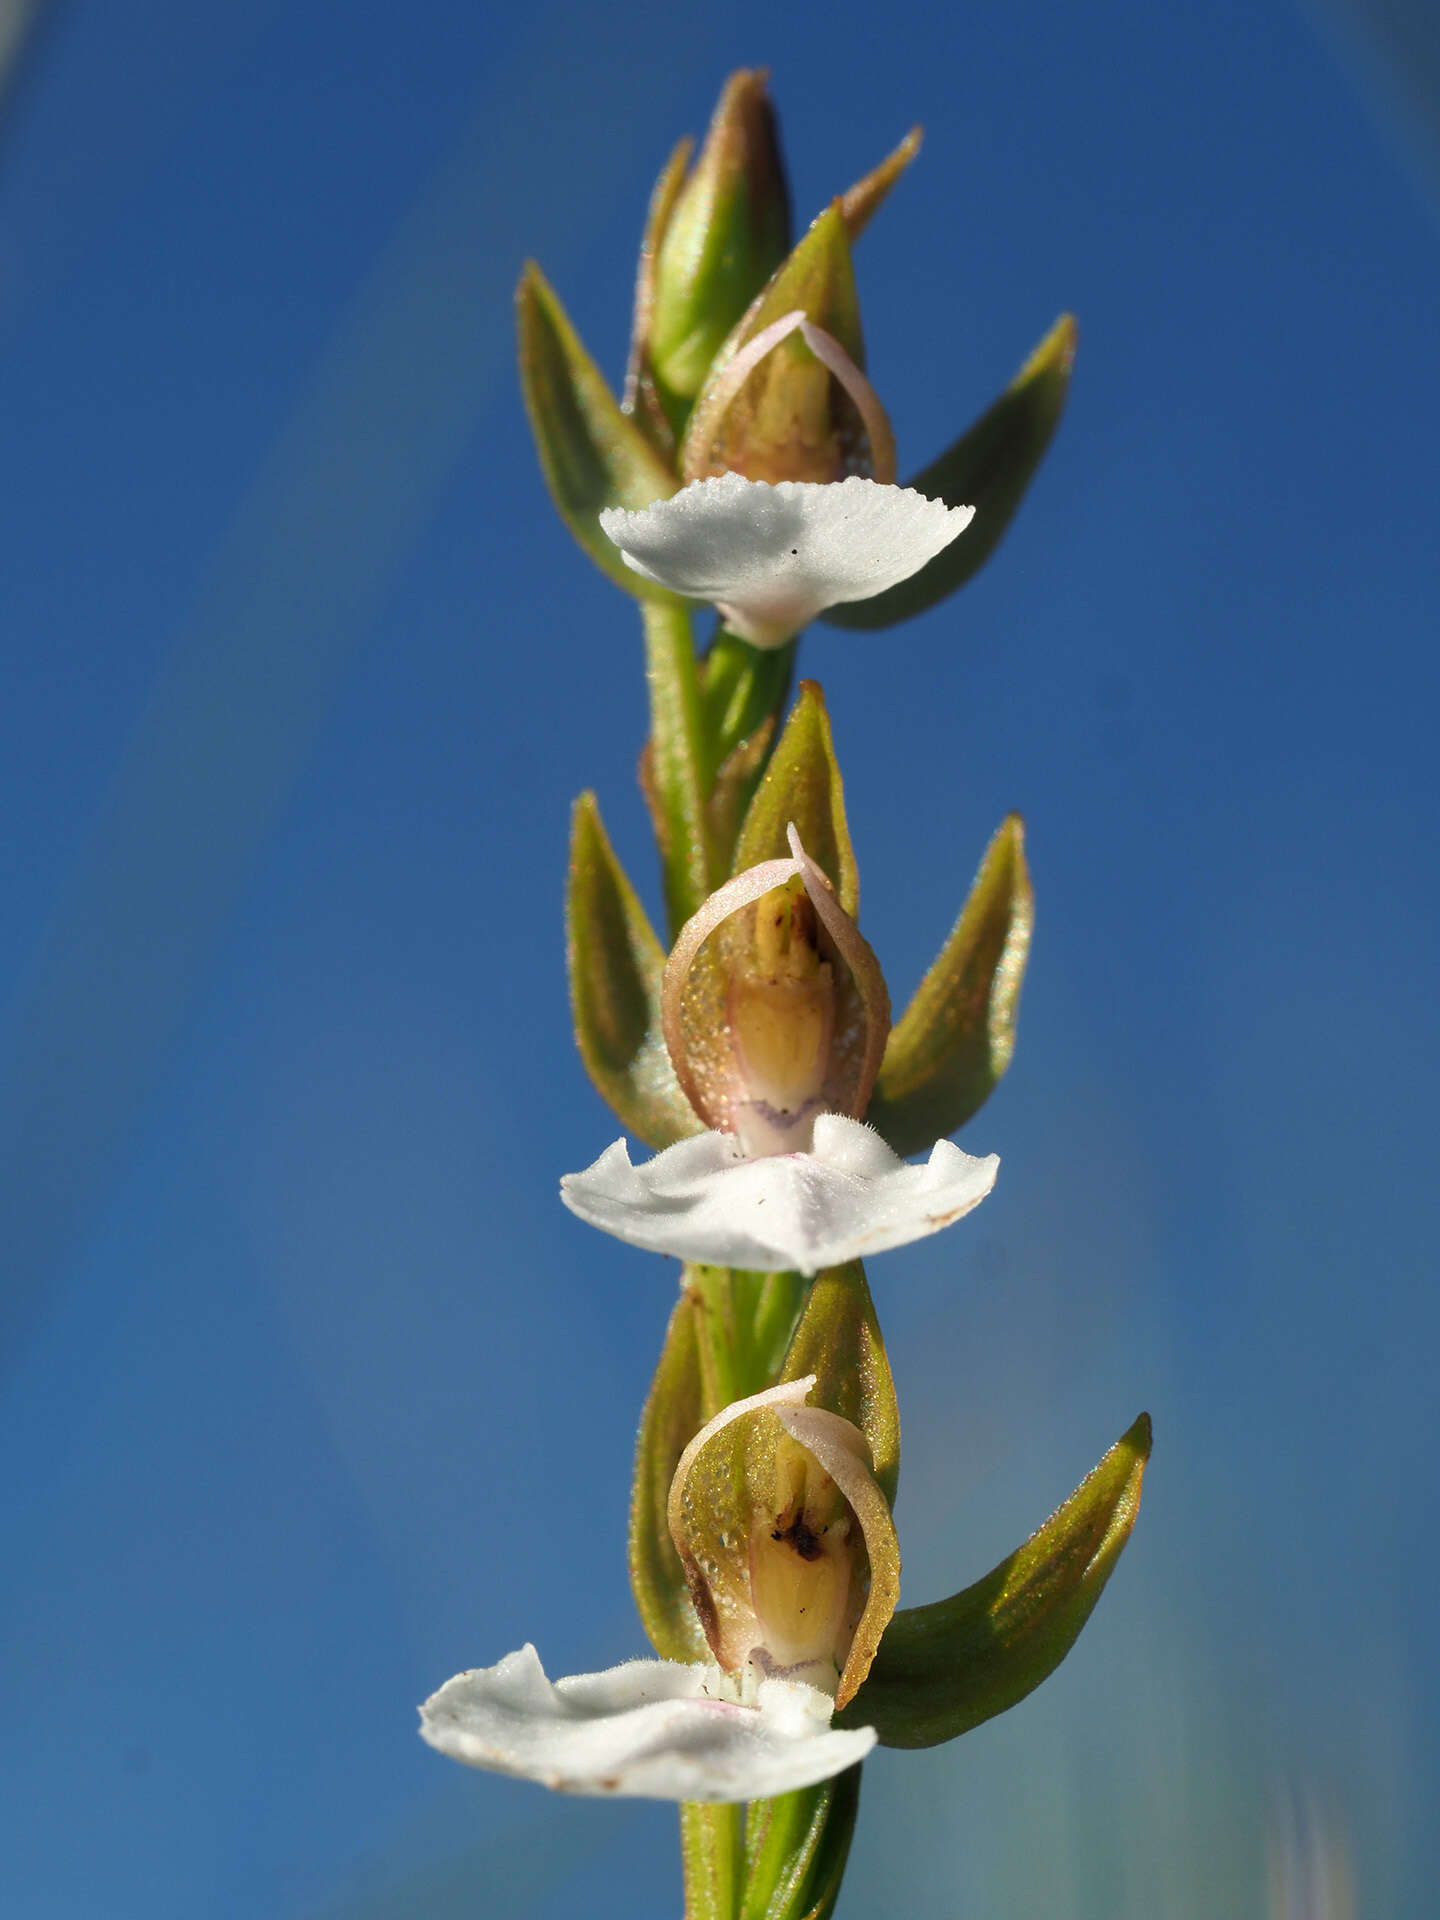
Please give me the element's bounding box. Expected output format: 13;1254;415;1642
517;262;676;595
867;814;1032;1155
567;791;700;1150
838;1413;1151;1749
823;314;1076;628
730;681;858;914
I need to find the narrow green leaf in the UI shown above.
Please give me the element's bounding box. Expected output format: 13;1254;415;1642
823;313;1076;628
867;814;1033;1155
516;261;677;594
630;1287;711;1663
838;1413;1152;1749
567;792;702;1151
730;681;858;916
740;1766;862;1920
780;1262;898;1505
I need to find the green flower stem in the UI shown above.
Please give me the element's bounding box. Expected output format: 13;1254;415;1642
746;1270;807;1388
740;1767;862;1920
701;629;797;766
689;1267;805;1416
675;1263;849;1919
643;595;715;938
682;1800;745;1920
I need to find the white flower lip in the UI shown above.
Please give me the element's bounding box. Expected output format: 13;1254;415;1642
560;1111;999;1276
419;1644;876;1803
599;473;974;648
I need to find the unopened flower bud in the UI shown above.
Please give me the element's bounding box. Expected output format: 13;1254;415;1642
647;70;792;416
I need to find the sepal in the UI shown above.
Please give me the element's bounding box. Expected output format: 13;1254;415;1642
681;205;872;485
780;1261;899;1506
630;1288;710;1662
516;262;678;595
868;814;1033;1155
731;681;858;917
823;313;1077;627
840;126;922;240
836;1413;1151;1748
567;792;702;1150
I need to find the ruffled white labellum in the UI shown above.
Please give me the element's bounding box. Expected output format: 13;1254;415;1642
419;1643;875;1803
560;827;998;1274
600;470;974;648
560;1112;996;1276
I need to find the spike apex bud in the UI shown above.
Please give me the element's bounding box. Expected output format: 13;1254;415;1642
648;70;793;412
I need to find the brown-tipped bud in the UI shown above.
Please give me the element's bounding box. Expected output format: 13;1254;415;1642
646;70;793;418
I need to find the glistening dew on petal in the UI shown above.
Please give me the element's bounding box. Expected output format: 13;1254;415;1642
418;1643;876;1803
599;473;975;647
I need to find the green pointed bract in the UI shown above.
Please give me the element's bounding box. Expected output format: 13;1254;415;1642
701;629;795;781
623;133;694;460
780;1262;899;1507
837;1413;1152;1750
567;791;701;1150
516;261;677;595
867;814;1032;1155
630;1288;711;1663
648;69;793;416
704;713;778;886
681;204;868;485
823;313;1077;629
839;125;922;242
730;682;859;919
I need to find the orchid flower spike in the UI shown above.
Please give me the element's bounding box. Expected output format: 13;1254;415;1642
419;1380;893;1802
599;312;975;648
561;827;998;1274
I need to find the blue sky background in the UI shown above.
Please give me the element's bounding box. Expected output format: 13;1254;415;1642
2;2;1437;1915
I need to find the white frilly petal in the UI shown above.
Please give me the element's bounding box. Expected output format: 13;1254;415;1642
599;474;974;647
560;1112;998;1275
419;1644;876;1803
